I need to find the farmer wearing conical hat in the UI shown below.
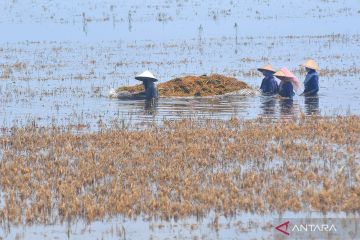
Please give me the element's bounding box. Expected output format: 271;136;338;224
274;67;301;98
134;70;159;99
300;59;320;96
258;64;278;95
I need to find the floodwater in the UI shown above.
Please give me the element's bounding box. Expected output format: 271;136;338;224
1;0;360;239
2;212;359;240
1;0;360;128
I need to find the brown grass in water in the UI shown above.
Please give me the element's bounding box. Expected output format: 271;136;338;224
0;116;359;226
117;74;250;97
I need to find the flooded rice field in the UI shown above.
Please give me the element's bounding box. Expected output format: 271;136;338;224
1;34;360;127
1;0;360;239
1;116;360;240
1;1;360;128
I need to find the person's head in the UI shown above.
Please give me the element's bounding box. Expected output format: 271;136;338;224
274;67;301;90
142;79;149;88
305;67;312;72
276;76;291;82
260;70;274;77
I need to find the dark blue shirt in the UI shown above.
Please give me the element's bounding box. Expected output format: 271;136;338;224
279;81;295;98
303;70;319;96
260;76;278;95
143;81;159;99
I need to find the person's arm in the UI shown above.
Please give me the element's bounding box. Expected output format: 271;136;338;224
302;89;317;96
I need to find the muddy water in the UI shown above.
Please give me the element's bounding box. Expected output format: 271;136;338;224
1;0;360;239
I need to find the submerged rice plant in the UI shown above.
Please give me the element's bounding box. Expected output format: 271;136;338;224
0;115;359;227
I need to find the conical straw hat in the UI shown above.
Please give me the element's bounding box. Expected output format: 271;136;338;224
257;64;276;73
274;70;287;78
274;70;290;82
301;59;320;70
135;70;158;82
274;67;301;90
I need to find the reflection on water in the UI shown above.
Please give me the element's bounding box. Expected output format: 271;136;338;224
304;95;320;115
112;94;305;124
144;99;158;115
111;95;257;124
279;98;294;116
259;95;301;119
260;96;276;116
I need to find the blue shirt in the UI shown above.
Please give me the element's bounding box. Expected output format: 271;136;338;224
143;81;159;99
303;70;319;96
260;76;278;95
279;81;295;98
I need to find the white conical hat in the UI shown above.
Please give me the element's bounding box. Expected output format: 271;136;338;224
135;70;158;82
